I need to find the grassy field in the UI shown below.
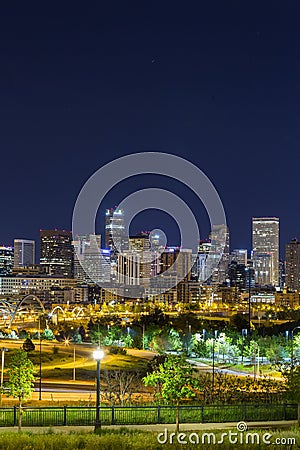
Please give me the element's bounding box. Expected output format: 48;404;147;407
0;427;298;449
42;353;149;380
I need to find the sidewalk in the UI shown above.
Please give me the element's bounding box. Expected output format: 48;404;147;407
0;420;296;434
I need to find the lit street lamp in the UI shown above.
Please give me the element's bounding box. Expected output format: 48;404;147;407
93;347;104;431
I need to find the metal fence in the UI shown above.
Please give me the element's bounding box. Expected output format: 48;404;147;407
0;404;297;427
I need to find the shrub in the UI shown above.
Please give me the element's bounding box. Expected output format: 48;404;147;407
108;346;127;355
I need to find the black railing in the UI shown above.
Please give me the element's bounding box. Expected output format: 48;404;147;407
0;404;296;427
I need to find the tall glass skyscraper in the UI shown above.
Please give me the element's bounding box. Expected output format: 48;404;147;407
252;217;279;286
13;239;35;267
286;238;300;291
40;230;73;278
0;246;14;275
105;208;127;252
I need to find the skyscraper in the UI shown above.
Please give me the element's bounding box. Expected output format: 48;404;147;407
0;246;14;275
209;224;230;285
197;240;212;282
231;249;248;266
105;208;126;252
286;238;300;291
40;230;73;278
14;239;35;267
72;234;110;283
252;217;279;286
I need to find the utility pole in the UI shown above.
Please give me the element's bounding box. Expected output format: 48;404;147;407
0;348;7;406
73;345;76;381
39;316;42;401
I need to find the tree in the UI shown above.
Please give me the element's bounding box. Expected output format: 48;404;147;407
143;355;196;432
279;363;300;426
41;328;54;341
22;338;35;353
4;349;35;430
101;370;140;406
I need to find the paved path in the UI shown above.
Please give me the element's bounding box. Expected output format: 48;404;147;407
0;420;296;434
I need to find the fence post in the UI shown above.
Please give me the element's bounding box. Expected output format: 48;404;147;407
63;406;67;426
13;406;17;427
111;406;115;425
201;405;204;423
157;405;161;424
283;403;287;421
243;404;246;421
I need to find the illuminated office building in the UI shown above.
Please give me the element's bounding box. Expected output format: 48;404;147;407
231;249;248;266
0;246;14;275
72;234;110;283
40;230;73;278
286;238;300;291
14;239;35;267
252;217;279;286
105;208;127;252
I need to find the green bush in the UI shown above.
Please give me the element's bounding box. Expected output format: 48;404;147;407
108;346;127;355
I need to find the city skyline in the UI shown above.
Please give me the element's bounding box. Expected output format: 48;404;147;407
0;3;299;255
1;213;298;261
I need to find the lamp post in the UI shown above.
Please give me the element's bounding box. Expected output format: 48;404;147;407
0;348;8;406
245;266;252;336
93;347;104;431
291;326;300;368
73;345;76;381
38;316;42;401
203;329;217;390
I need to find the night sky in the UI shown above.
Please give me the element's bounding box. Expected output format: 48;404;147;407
0;2;299;257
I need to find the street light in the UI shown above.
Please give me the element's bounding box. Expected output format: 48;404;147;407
93;347;104;431
0;348;8;406
291;326;300;368
73;345;76;381
38;316;42;401
203;329;217;390
245;266;252;336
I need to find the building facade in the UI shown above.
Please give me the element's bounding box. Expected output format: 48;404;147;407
252;217;279;286
286;238;300;291
40;230;73;278
105;208;127;252
0;246;14;275
14;239;35;267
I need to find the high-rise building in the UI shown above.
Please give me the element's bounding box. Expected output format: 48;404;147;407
159;247;192;281
252;217;279;286
117;251;142;286
73;234;101;283
129;234;150;252
105;208;127;252
197;240;212;282
252;252;273;286
231;249;248;266
286;238;300;291
228;261;254;290
14;239;35;267
0;246;14;275
209;225;230;285
40;230;73;278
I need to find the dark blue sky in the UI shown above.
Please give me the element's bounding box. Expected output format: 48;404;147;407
0;2;299;257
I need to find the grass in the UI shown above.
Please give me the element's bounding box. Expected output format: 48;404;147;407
41;353;149;381
0;427;298;449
